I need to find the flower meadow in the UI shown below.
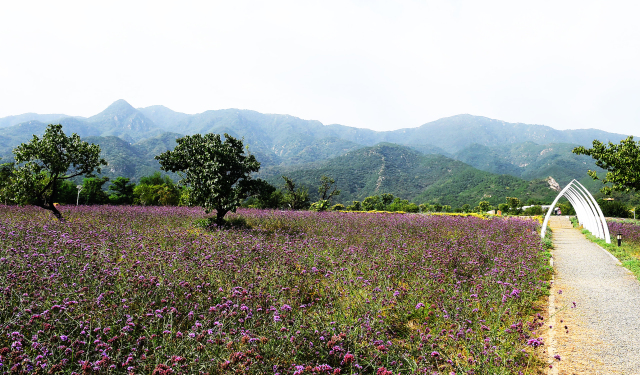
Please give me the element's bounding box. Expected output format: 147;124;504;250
607;220;640;246
0;206;551;374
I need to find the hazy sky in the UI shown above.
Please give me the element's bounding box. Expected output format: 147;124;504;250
1;1;639;135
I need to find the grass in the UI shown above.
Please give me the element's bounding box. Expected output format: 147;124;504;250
570;217;640;281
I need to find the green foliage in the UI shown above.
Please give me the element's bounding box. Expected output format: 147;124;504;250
245;179;283;209
156;133;260;224
139;171;173;186
54;179;79;205
597;199;631;218
80;177;110;205
381;193;394;205
309;199;330;212
573;136;640;194
281;176;310;210
498;203;509;213
556;202;575;215
362;195;384;211
108;177;135;204
10;124;106;220
331;203;345;211
346;200;362;211
0;159;16;204
478;201;491;213
523;205;544;216
133;178;180;206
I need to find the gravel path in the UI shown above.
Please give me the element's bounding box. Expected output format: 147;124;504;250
547;216;640;374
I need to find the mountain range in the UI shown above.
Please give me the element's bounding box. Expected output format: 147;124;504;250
0;99;632;206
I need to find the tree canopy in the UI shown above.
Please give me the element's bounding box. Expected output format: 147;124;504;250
573;136;640;194
11;124;106;220
155;133;260;225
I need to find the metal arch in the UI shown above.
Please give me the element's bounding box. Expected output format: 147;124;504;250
540;179;611;243
565;186;599;237
574;180;611;243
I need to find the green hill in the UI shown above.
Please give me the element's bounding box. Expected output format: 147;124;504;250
261;143;559;207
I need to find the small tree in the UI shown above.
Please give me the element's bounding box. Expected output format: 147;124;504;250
156;133;260;225
478;201;491;213
108;177;135;204
318;175;340;202
0;159;16;204
506;197;520;213
381;193;394;206
80;177;110;205
573;136;640;194
11;124;106;221
282;176;310;210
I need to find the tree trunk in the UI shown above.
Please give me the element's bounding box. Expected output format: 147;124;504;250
215;209;228;227
49;204;65;222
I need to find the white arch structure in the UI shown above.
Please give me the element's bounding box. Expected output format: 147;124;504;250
541;179;611;243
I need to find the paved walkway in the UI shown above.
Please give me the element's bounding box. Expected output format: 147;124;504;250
547;216;640;374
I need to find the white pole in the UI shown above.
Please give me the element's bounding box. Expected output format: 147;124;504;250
76;185;83;206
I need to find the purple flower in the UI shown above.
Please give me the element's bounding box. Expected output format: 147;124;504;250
415;302;425;309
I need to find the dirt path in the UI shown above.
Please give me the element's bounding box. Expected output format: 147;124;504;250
546;216;640;374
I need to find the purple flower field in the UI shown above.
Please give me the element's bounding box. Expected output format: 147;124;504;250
607;221;640;246
0;206;551;374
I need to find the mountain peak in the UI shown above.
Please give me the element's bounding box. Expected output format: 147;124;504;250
104;99;135;113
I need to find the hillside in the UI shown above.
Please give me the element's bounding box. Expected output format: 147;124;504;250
453;142;606;186
261;143;559;207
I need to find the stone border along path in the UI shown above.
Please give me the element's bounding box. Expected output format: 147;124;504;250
546;216;640;375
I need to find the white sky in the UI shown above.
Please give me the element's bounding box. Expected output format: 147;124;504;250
1;0;639;136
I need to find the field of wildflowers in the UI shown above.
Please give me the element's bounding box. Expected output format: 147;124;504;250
0;206;551;374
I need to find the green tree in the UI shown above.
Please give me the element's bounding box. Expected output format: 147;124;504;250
80;177;110;205
478;201;491;213
11;124;106;221
310;199;330;212
346;200;362;211
505;197;521;213
381;193;395;206
573;136;640;194
248;179;282;209
0;159;16;204
139;171;173;186
108;177;135;204
282;176;310;210
55;180;79;205
362;195;383;211
318;175;341;202
156;133;260;225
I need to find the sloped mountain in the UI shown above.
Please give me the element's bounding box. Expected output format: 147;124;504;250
87;99;164;142
453;142;607;186
261;143;559;207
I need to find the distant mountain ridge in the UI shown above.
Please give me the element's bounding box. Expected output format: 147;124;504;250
0;100;629;203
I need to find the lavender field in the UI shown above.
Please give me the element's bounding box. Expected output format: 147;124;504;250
0;206;551;374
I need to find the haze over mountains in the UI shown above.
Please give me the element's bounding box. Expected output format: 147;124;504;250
0;99;631;206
